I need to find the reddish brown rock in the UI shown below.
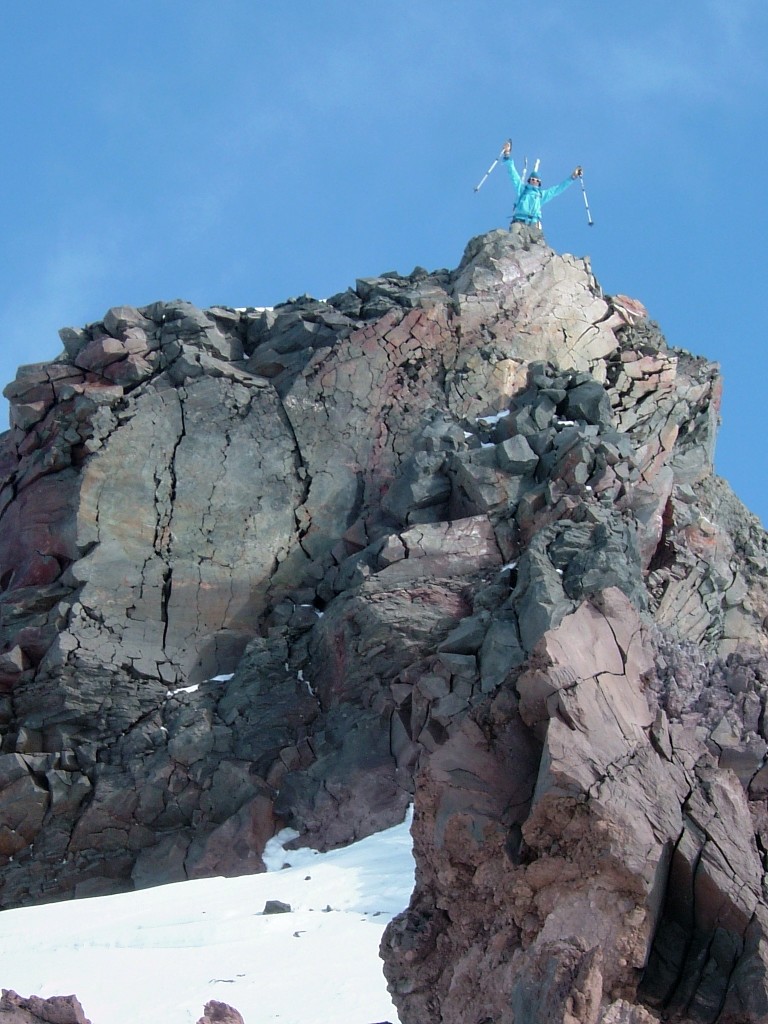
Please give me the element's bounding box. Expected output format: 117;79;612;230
185;792;276;879
74;336;128;372
0;990;91;1024
1;230;768;1023
383;590;768;1024
196;1001;245;1024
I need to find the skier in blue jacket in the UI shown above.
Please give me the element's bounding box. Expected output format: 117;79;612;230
502;140;582;230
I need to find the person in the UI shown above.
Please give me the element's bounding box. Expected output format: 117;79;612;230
502;140;582;234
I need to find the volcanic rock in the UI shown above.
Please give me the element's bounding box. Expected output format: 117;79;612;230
196;1004;245;1024
0;991;91;1024
1;229;768;1022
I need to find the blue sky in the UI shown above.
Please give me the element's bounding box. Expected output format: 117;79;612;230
1;1;766;523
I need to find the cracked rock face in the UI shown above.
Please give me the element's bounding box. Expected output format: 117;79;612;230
2;231;768;1022
383;593;768;1024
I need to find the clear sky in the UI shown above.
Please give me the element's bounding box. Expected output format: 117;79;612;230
1;1;766;524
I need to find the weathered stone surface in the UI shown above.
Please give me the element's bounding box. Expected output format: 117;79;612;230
1;229;768;1022
263;898;292;914
0;991;91;1024
383;593;768;1024
0;991;246;1024
196;1003;245;1024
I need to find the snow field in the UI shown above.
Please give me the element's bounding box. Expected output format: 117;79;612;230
0;812;415;1024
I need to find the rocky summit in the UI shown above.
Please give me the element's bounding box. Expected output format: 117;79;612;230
1;228;768;1024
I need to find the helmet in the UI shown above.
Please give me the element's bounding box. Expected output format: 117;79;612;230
528;171;542;184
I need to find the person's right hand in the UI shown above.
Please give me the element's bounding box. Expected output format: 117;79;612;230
503;140;511;156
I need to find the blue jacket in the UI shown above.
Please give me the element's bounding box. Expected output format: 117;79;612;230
503;156;575;224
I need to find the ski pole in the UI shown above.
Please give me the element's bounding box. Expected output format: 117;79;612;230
474;140;510;192
510;156;528;219
579;174;594;226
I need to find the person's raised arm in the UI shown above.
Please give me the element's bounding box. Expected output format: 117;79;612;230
502;140;522;195
540;166;582;204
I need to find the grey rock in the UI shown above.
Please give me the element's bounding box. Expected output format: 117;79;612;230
381;451;450;524
512;537;574;652
479;614;525;691
263;899;292;914
437;615;487;655
2;231;768;1024
562;378;613;425
496;434;539;475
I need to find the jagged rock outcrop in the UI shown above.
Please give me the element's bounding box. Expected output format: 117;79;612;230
1;229;768;1022
0;992;245;1024
196;1002;245;1024
0;991;91;1024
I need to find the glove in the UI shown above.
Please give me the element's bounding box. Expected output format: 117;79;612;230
572;166;583;178
503;140;512;156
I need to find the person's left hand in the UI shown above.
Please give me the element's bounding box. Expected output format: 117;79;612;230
572;166;583;178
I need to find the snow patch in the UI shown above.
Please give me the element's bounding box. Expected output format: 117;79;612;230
0;813;415;1024
166;683;200;697
300;604;324;618
297;668;316;697
476;408;510;425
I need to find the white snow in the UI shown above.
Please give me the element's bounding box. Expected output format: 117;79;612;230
166;683;200;696
475;409;510;425
168;674;234;696
0;812;415;1024
300;604;324;618
296;668;316;697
